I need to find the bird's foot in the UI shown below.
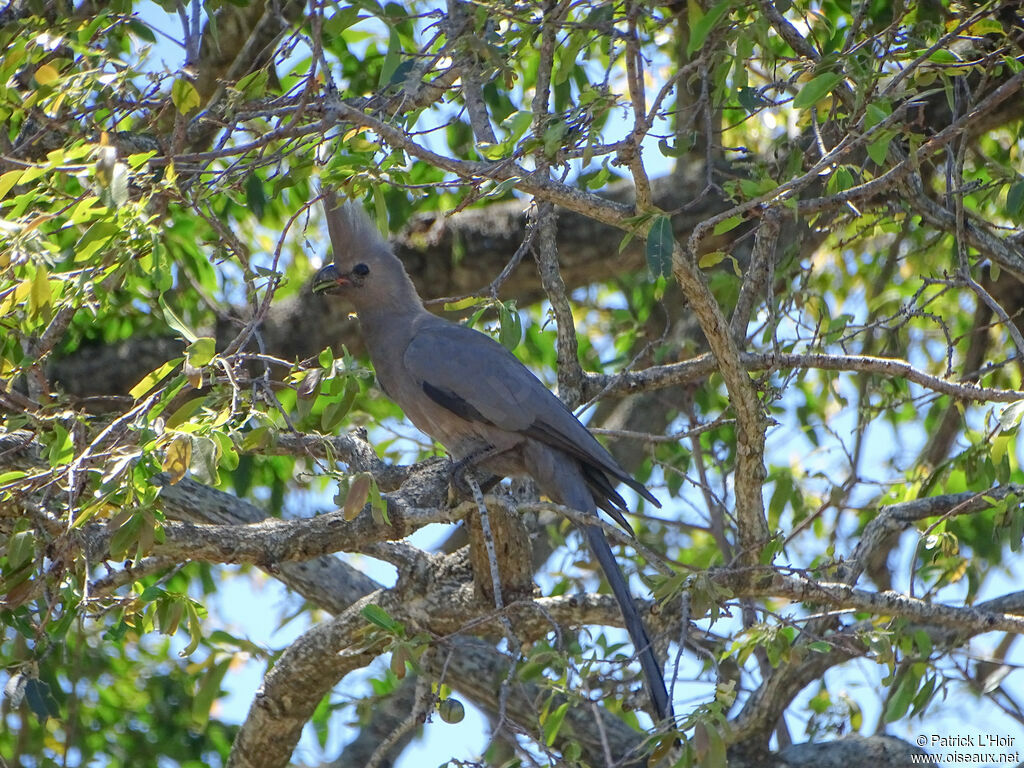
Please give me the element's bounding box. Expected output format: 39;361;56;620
448;454;499;504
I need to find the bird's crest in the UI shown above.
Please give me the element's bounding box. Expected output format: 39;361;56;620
320;188;391;266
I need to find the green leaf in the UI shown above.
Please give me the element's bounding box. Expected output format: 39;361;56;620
245;173;266;221
7;522;35;571
498;303;522;350
883;668;919;722
192;659;231;730
502;110;534;142
543;120;568;158
312;693;331;748
865;101;891;130
827;166;854;195
658;137;689;158
542;701;569;745
705;721;727;768
362;604;400;633
913;629;932;659
75;220;119;263
171;78;200;114
369;477;389;526
127;150;158;169
378;29;402;88
189;436;220;485
156;595;185;636
109;512;144;559
324;4;361;36
47;423;74;466
160;296;198;342
0;470;28;485
967;18;1004;36
322;377;359;432
181;601;204;656
867;134;891;165
687;0;732;56
1006;180;1024;220
792;72;843;109
235;69;269;98
739;177;777;198
646;215;674;279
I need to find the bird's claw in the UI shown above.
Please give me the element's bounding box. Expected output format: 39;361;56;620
448;456;476;502
447;456;499;504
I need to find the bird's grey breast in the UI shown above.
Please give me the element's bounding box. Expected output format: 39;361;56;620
361;311;505;459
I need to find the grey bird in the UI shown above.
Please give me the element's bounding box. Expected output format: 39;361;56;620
312;192;673;724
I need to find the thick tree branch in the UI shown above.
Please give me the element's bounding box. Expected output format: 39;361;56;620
227;589;392;768
673;240;770;561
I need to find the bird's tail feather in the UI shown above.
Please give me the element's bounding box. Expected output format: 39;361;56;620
584;523;674;725
526;443;673;724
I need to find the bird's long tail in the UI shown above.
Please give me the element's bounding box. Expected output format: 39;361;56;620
584;523;674;725
526;445;673;724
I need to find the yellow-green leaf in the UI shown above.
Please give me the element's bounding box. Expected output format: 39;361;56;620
542;701;569;745
74;220;119;263
129;358;182;400
713;215;743;235
28;265;52;319
164;396;207;430
34;64;59;85
185;336;216;368
235;69;268;98
171;78;200;114
8;524;35;571
443;296;481;312
699;250;728;269
0;169;23;201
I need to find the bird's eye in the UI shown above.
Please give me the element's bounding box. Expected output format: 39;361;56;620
352;263;370;277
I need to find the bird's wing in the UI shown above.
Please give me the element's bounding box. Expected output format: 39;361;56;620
403;318;659;507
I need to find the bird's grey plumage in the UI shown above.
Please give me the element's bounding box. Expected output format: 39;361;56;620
312;191;673;724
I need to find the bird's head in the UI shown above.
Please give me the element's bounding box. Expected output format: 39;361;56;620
311;260;370;296
311;192;422;312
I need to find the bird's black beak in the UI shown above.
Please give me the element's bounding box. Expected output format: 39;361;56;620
312;263;349;294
